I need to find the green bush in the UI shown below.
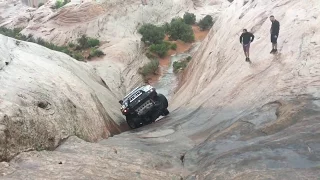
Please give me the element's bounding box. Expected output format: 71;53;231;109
138;23;165;45
54;0;69;9
183;12;196;25
146;51;156;59
173;60;189;73
168;18;194;42
173;56;192;73
77;34;89;49
0;27;89;61
171;43;177;50
87;38;100;47
149;42;170;58
198;15;214;30
89;48;105;58
72;52;84;61
139;59;159;77
36;37;46;46
38;2;44;7
162;22;171;33
76;35;100;49
68;42;75;48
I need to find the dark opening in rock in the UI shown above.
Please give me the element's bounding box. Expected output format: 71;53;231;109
37;101;49;109
5;62;9;65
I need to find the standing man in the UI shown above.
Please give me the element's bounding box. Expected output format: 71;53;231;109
240;29;255;62
270;15;280;53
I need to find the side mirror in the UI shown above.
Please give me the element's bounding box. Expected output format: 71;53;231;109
119;100;123;104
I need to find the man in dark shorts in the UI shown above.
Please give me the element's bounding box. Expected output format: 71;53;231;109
240;29;254;62
270;15;280;53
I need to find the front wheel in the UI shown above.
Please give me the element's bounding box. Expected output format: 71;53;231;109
126;116;142;129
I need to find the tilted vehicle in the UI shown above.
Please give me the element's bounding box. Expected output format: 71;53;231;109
119;85;169;129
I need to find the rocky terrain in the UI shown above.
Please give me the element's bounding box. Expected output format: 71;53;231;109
1;0;320;179
0;34;123;161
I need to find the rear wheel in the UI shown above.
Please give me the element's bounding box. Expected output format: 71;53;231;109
162;108;170;116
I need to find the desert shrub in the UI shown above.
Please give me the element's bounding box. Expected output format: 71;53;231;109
198;15;214;30
162;22;171;34
171;43;177;50
139;59;159;77
87;38;100;47
54;0;69;9
138;23;165;45
168;18;194;42
89;48;105;58
149;42;171;58
77;34;89;49
146;51;156;59
72;52;84;61
0;27;88;61
173;56;192;73
183;12;196;25
68;42;75;48
36;37;46;46
76;35;100;49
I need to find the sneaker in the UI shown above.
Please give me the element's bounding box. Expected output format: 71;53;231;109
245;57;249;61
274;49;278;53
270;49;275;53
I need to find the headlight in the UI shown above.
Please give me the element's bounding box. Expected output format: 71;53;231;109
142;85;153;92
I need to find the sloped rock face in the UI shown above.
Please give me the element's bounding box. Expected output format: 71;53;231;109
1;0;320;179
169;0;320;178
0;136;182;179
0;35;122;161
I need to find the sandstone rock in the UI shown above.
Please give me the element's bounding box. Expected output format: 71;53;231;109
0;35;122;161
1;0;320;179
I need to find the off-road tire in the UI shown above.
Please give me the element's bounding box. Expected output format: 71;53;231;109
162;108;170;116
157;94;168;109
126;116;142;129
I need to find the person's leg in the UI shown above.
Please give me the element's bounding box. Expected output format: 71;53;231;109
247;44;250;58
270;36;275;53
243;45;247;57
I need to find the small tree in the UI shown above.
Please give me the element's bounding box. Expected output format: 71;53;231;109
138;24;165;45
139;59;160;77
149;43;170;58
183;12;196;25
77;35;89;49
171;43;177;50
168;18;194;42
198;15;214;30
162;22;171;33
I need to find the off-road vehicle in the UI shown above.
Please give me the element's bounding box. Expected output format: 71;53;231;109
119;85;169;129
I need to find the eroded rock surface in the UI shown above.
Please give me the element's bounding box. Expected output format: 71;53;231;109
1;0;320;179
0;35;122;161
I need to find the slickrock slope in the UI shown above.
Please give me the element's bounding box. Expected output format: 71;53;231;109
1;0;320;179
0;35;122;161
169;0;320;178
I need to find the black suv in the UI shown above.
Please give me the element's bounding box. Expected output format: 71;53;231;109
119;85;169;129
